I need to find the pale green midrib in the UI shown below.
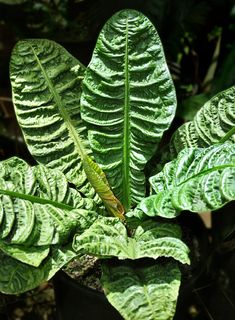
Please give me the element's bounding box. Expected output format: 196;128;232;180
123;18;131;211
30;45;86;160
142;284;158;320
219;126;235;144
0;188;73;211
178;164;235;187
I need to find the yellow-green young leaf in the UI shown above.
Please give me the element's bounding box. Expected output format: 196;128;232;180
10;39;97;199
81;9;176;211
0;157;97;265
171;85;235;154
73;217;190;264
82;155;124;219
135;144;235;218
101;260;181;320
0;245;76;294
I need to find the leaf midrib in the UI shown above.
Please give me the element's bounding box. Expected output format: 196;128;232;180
30;45;86;160
178;164;235;187
0;188;73;211
123;17;131;211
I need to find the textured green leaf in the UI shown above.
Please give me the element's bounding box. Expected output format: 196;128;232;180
81;9;176;210
73;217;190;264
171;86;235;153
10;39;97;199
0;157;97;250
0;241;49;267
0;245;76;294
101;260;181;320
135;144;235;218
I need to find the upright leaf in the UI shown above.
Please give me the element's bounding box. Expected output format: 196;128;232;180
171;86;235;153
10;39;96;198
101;260;181;320
135;144;235;218
81;9;176;210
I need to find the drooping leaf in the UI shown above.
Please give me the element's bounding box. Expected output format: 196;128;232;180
135;144;235;218
101;260;181;320
171;86;235;154
81;9;176;211
0;241;49;267
73;217;190;264
10;39;97;199
0;245;76;294
0;157;97;267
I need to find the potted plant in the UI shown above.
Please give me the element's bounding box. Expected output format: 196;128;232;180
0;9;234;320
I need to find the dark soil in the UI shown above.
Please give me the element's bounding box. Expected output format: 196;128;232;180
0;282;56;320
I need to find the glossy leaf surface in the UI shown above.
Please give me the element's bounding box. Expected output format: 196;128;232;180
171;86;235;153
10;39;97;198
81;9;176;210
102;260;181;320
0;157;97;265
135;144;235;218
73;217;190;264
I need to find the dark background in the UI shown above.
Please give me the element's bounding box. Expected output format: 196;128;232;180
0;0;235;319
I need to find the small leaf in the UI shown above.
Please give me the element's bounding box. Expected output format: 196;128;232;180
101;260;181;320
0;245;76;294
82;155;125;219
136;144;235;218
73;217;190;264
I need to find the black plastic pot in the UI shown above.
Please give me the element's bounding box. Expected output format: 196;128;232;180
53;271;123;320
53;213;210;320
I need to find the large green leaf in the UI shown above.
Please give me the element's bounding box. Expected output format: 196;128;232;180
101;260;181;320
0;157;97;265
81;9;176;211
10;39;97;199
0;245;76;294
73;217;190;264
134;144;235;218
171;86;235;153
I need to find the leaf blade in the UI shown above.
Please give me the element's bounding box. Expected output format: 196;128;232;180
10;39;96;198
171;86;235;153
73;217;190;264
0;245;76;294
136;144;235;218
101;260;181;320
81;9;176;210
0;158;98;251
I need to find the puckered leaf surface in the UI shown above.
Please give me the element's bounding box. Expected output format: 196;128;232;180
101;260;181;320
81;9;176;210
134;144;235;218
171;86;235;153
0;157;97;265
10;39;98;199
73;217;190;264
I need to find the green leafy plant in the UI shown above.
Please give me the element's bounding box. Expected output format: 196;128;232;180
0;9;234;320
